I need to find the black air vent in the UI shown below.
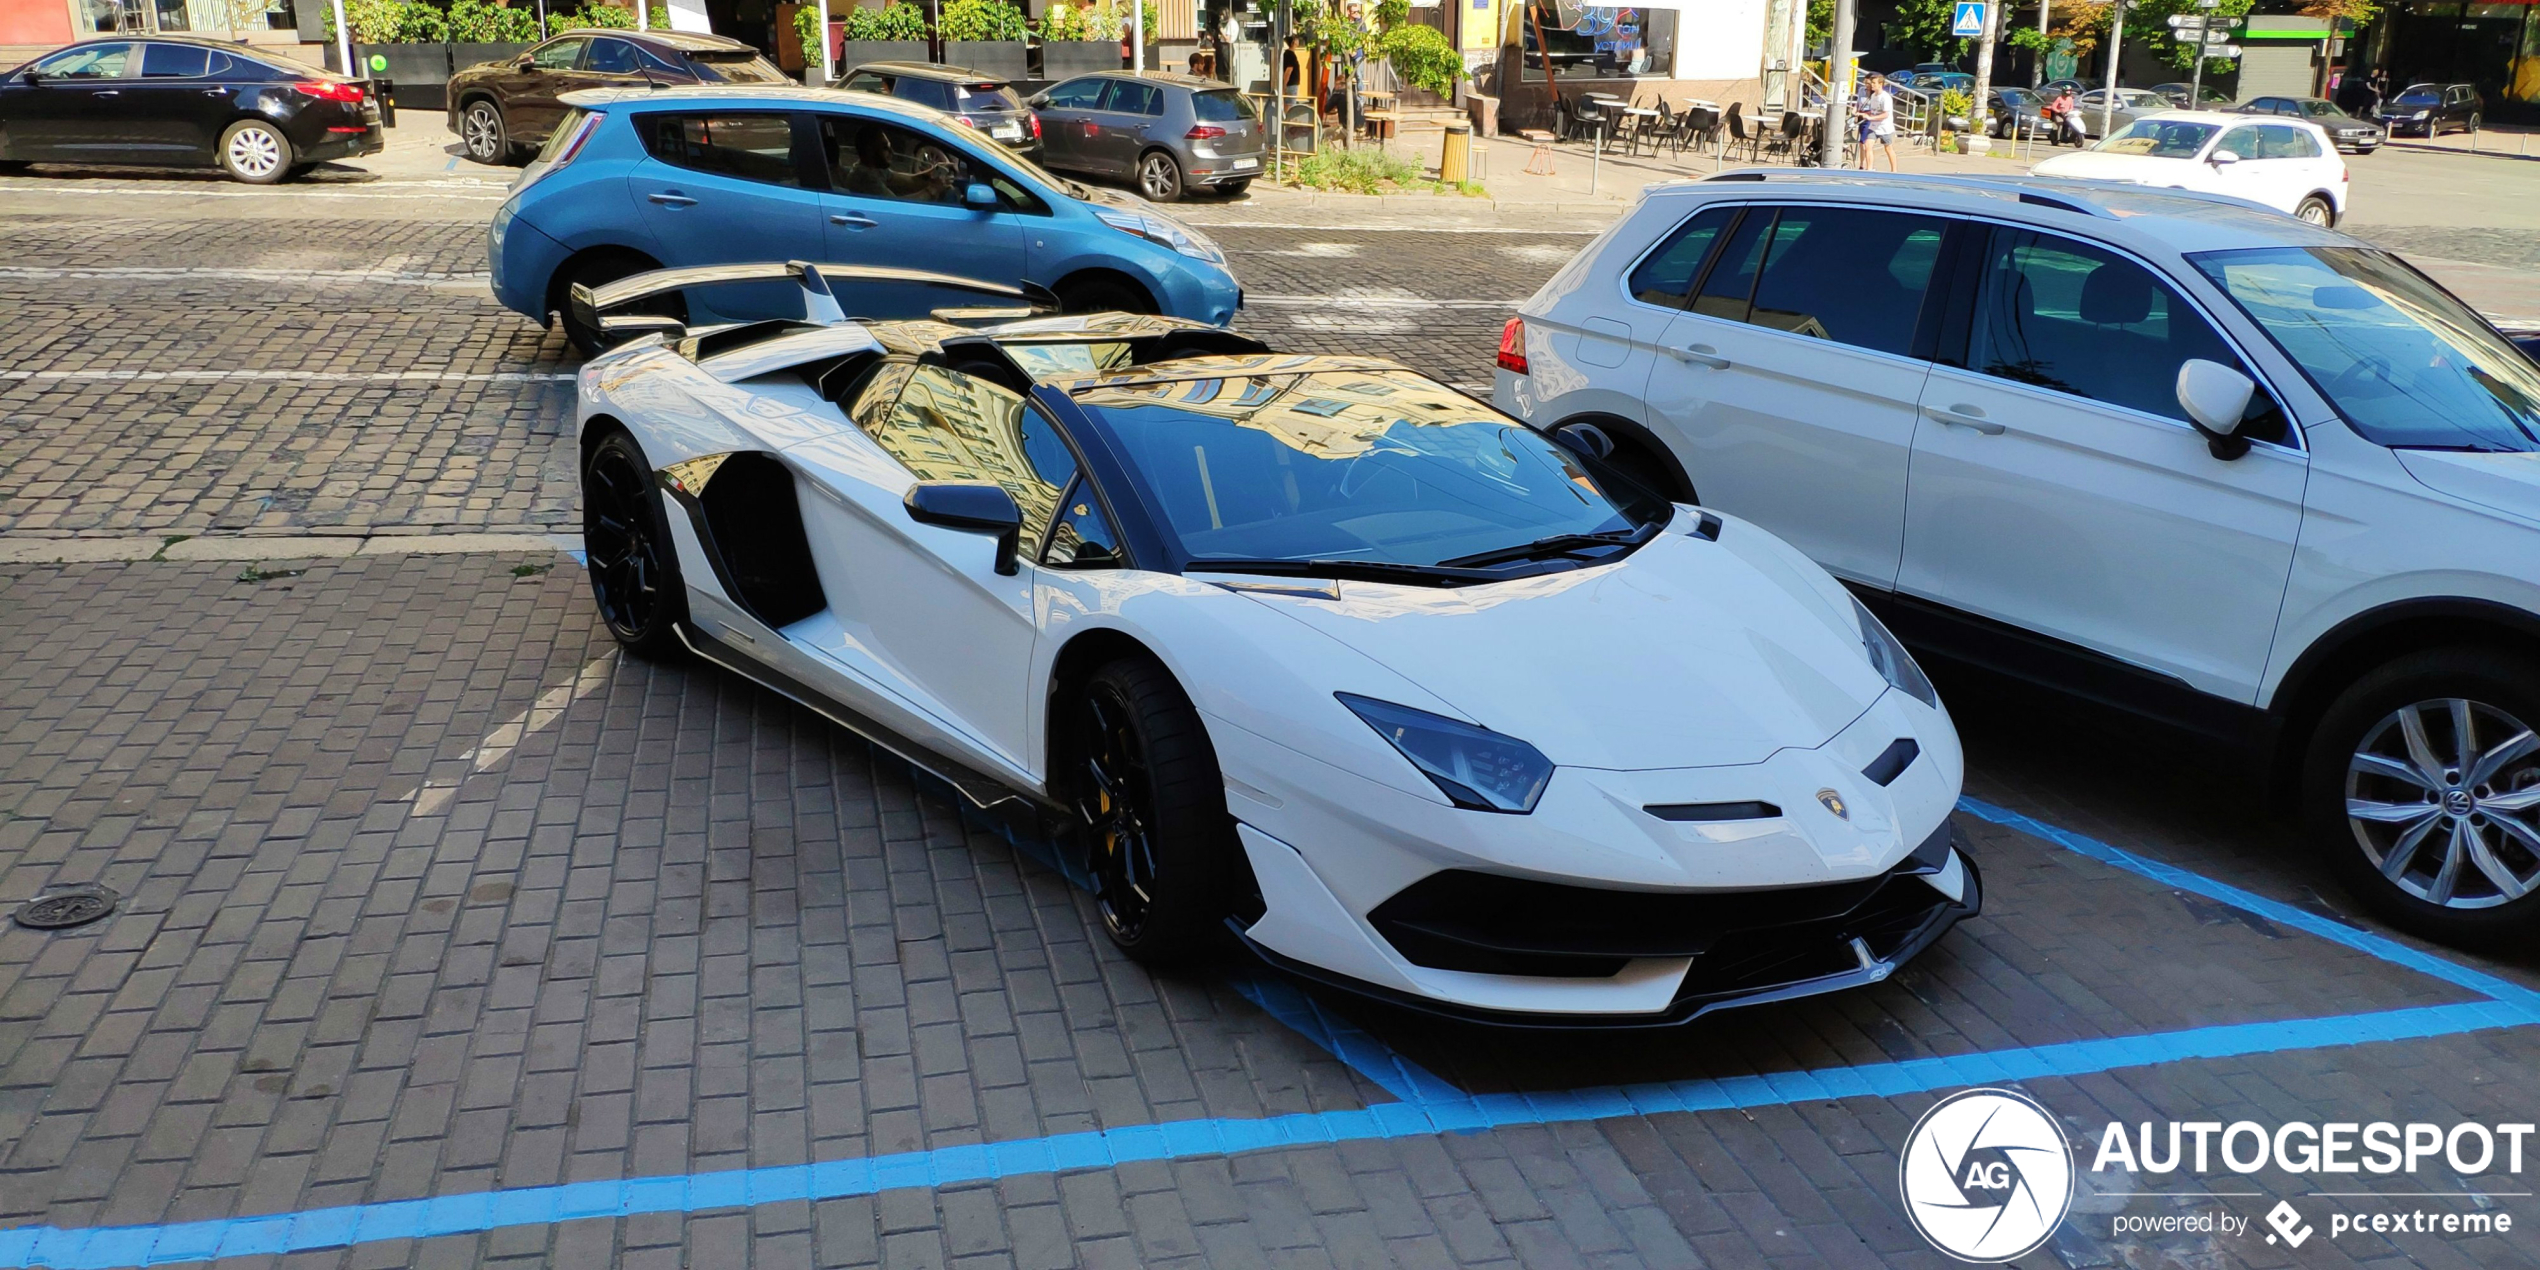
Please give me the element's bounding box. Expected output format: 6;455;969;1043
1645;800;1781;823
1863;738;1920;787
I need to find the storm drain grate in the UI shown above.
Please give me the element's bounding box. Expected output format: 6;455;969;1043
13;885;117;931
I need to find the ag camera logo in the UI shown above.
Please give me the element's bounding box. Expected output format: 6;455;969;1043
1901;1088;2076;1262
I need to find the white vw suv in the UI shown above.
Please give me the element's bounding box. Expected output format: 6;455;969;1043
1497;170;2540;947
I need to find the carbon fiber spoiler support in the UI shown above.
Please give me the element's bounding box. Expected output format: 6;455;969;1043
568;261;1063;341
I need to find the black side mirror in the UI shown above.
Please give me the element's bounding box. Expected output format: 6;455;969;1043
904;481;1024;574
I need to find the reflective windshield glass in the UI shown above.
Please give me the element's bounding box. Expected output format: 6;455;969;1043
1074;368;1634;567
1194;89;1258;121
2094;118;2219;157
693;51;787;82
951;81;1023;110
2191;247;2540;452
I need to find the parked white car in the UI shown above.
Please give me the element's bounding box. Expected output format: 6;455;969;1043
571;261;1978;1024
1496;170;2540;947
2033;110;2348;225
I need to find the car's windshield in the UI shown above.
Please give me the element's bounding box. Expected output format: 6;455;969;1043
951;80;1022;110
2297;99;2341;117
2094;117;2218;157
1071;367;1638;570
2396;85;2442;102
2192;247;2540;452
692;51;786;82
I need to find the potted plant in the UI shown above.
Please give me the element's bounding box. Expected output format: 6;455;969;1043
324;0;545;112
1035;1;1114;81
837;0;929;77
940;0;1029;80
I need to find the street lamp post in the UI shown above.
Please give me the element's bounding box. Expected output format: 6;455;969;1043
331;0;353;80
2185;0;2218;107
1821;0;1853;166
2099;0;2124;137
1968;0;2000;153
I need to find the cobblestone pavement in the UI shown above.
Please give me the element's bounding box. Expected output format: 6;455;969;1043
6;184;2540;1270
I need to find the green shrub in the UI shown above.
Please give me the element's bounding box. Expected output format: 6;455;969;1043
554;2;636;30
794;3;825;62
1374;21;1460;96
648;3;670;25
843;0;927;39
1373;0;1407;29
1036;0;1087;39
1291;145;1423;194
395;0;449;40
940;0;1026;39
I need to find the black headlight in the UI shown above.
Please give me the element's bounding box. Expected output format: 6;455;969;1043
1338;694;1555;814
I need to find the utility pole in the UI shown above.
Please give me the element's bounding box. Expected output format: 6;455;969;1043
2185;0;2218;106
1133;0;1145;71
331;0;352;79
2099;0;2124;137
1968;0;1999;152
2033;0;2048;85
1821;0;1853;166
816;0;831;82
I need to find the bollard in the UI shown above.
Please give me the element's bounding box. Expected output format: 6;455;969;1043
1441;120;1470;185
374;77;396;127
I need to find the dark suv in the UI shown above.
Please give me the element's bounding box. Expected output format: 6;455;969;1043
838;61;1040;160
2381;81;2481;136
447;31;783;163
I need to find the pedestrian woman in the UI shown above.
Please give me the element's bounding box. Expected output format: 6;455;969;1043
1855;73;1898;170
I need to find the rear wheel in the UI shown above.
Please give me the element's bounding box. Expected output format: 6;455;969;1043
2294;195;2335;227
461;100;509;164
581;429;689;661
1137;148;1185;201
1071;657;1237;964
556;251;674;358
2305;647;2540;948
218;120;292;184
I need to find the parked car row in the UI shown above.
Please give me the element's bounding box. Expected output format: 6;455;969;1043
0;34;382;182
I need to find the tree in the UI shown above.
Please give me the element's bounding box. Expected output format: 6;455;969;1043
1889;0;1970;61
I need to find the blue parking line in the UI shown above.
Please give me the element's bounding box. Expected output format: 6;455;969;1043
4;800;2535;1269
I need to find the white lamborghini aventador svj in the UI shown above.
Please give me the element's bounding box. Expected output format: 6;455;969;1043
571;262;1979;1025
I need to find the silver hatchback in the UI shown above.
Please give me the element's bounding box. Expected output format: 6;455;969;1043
1028;72;1265;201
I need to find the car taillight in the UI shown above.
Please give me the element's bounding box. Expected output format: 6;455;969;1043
954;114;977;129
1186;124;1227;139
1029;113;1041;139
1497;317;1528;375
293;79;364;103
548;111;601;168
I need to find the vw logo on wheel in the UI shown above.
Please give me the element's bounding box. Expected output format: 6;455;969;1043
1899;1087;2074;1263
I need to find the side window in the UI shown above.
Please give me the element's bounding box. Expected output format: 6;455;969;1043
1737;206;1951;357
861;365;1078;548
1689;207;1772;322
638;45;687;76
846;361;915;429
1626;206;1733;308
843;71;888;93
640;112;803;187
1041;475;1125;568
2263;125;2319;158
33;43;130;77
895;78;951;109
1103;81;1162;115
140;44;211;78
819;117;970;205
1044;77;1106;108
530;38;587;70
2215;125;2261;159
1967;230;2287;444
584;38;639;74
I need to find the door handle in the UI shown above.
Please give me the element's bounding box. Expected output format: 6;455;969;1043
1926;404;2006;435
1668;343;1730;369
93;89;118;97
646;192;696;207
829;213;877;228
200;88;226;97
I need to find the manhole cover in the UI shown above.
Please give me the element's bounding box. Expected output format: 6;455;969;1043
13;885;118;931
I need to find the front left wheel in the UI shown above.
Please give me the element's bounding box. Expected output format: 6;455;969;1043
1072;657;1238;965
2306;647;2540;948
218;120;293;184
2294;195;2335;227
582;429;689;661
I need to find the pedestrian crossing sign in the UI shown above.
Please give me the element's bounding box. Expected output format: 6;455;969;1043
1951;0;1986;35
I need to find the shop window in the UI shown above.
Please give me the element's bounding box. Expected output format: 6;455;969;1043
1512;3;1675;79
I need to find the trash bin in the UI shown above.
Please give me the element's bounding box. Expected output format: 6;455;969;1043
1441;120;1470;184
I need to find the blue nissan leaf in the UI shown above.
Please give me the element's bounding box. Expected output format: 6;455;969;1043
489;85;1243;353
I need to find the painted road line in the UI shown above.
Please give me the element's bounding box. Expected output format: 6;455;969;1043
0;533;576;565
0;186;505;202
1244;294;1521;309
407;654;618;818
1185;221;1601;234
0;999;2525;1270
0;369;570;384
0;266;487;287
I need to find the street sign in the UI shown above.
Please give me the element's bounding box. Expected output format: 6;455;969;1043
2167;13;2205;26
1951;0;1986;37
2199;28;2235;43
2201;43;2242;57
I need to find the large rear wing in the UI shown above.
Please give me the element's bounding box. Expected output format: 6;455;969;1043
568;261;1063;343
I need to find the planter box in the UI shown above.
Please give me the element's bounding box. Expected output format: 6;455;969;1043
359;44;458;112
942;40;1028;81
1038;40;1118;81
837;41;929;77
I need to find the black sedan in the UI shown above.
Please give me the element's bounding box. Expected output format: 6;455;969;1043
2242;94;2384;152
447;30;782;164
1985;87;2055;140
0;36;381;183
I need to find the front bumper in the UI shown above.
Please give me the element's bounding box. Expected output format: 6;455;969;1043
1217;685;1969;1021
1239;821;1979;1028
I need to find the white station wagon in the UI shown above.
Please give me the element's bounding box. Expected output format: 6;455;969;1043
1496;170;2540;947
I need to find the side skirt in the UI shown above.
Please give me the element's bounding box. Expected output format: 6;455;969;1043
674;621;1065;817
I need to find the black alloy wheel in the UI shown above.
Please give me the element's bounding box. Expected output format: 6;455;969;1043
581;430;687;660
1073;658;1234;964
461;99;509;164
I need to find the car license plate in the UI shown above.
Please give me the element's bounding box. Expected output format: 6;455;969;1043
1233;157;1258;170
993;123;1021;140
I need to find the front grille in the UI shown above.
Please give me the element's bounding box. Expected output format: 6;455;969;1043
1369;822;1959;980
